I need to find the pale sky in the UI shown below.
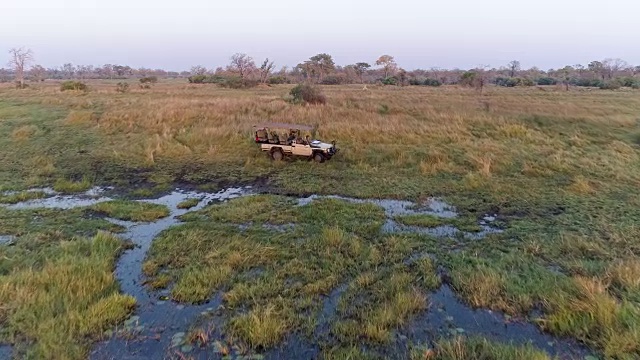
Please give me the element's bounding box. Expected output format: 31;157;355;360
1;0;639;71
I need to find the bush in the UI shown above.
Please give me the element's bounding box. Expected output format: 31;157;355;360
572;78;604;87
618;77;640;88
495;77;530;87
268;76;289;85
218;76;259;89
188;74;257;88
116;82;129;93
423;78;442;87
60;81;87;91
188;75;208;84
139;76;158;84
381;77;398;86
537;77;557;85
600;80;622;90
321;75;346;85
289;84;326;105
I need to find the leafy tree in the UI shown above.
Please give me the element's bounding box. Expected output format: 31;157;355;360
376;55;397;79
354;62;371;83
508;60;521;77
309;53;335;83
259;58;275;84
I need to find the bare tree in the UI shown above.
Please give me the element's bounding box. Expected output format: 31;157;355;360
602;58;628;79
229;53;256;80
375;55;397;79
8;47;34;88
508;60;521;77
29;65;46;82
190;65;207;76
259;58;275;84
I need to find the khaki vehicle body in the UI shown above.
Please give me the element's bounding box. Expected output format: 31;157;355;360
253;123;338;162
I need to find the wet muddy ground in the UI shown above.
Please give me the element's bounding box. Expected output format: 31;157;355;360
0;186;594;359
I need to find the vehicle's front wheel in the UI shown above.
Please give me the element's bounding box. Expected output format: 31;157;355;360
313;152;325;163
271;148;284;161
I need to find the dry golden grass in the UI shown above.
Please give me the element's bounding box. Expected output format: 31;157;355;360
64;110;94;125
11;125;38;141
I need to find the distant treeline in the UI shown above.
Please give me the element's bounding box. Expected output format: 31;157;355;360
2;52;639;89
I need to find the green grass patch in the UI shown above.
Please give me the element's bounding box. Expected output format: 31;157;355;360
90;200;170;222
0;206;124;242
0;231;136;359
177;198;200;209
53;177;92;193
0;190;48;204
413;336;551;360
183;194;297;224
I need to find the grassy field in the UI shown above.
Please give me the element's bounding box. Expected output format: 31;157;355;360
1;80;640;358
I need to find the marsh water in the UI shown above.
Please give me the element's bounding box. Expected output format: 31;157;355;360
0;186;592;359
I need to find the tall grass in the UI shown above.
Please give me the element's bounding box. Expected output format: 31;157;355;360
0;232;135;359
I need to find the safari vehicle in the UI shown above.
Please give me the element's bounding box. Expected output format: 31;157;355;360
253;123;338;162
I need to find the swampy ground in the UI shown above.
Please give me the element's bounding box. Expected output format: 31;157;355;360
1;81;640;359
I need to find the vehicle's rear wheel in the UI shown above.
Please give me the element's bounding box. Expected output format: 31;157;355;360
271;148;284;161
313;152;325;163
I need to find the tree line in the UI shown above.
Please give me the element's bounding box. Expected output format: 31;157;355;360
4;48;640;90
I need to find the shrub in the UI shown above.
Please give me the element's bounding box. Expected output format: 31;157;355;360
115;82;129;93
218;76;259;89
619;77;640;88
423;78;442;86
537;77;557;85
572;78;604;87
60;81;87;92
321;75;346;85
600;80;622;90
289;84;326;105
268;76;289;85
139;76;158;84
520;78;535;86
495;77;529;87
188;75;208;84
188;74;257;88
381;77;398;86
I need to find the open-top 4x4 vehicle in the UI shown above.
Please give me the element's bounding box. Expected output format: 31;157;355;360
253;123;339;162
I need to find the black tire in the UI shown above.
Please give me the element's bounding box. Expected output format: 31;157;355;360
271;148;284;161
313;152;325;163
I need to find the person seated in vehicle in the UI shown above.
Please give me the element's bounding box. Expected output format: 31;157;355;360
269;131;280;144
287;131;296;145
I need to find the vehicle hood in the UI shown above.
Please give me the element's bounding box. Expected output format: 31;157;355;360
310;140;335;150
